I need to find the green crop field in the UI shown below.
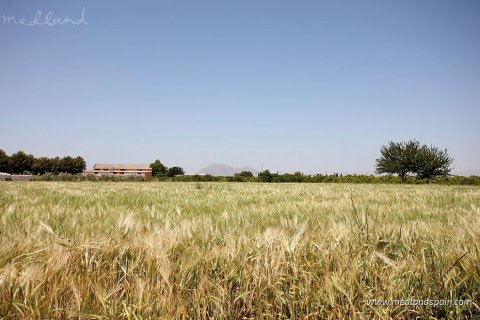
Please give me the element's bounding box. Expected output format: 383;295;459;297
1;182;479;319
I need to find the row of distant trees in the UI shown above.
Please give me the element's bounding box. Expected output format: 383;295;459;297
1;140;455;181
0;150;86;175
235;140;455;182
162;172;479;185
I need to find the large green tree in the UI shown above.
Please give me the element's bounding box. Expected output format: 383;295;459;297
376;140;453;180
150;159;167;177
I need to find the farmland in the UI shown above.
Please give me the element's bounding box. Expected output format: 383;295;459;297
1;182;479;319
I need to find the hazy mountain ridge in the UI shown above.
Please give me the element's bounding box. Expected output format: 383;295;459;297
198;164;259;177
454;169;480;177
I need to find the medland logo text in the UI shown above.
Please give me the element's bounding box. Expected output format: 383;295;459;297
1;7;87;26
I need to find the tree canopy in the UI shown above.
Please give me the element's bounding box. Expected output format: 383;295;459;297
150;159;167;177
0;149;86;174
258;170;273;182
0;149;9;173
167;166;185;177
416;145;453;179
9;151;35;174
376;140;453;180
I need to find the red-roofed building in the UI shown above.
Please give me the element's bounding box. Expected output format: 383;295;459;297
84;164;152;177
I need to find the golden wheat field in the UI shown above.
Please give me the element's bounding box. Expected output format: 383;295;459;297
0;182;479;319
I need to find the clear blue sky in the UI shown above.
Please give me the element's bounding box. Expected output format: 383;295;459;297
1;0;479;174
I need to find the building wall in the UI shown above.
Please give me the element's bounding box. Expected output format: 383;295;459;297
12;175;33;181
88;164;152;177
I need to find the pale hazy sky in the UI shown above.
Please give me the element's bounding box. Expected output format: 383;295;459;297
1;0;479;174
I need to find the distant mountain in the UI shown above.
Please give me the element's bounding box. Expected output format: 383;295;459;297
198;164;259;177
454;169;480;177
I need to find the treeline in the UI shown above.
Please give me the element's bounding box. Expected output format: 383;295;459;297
3;140;478;185
31;171;480;185
0;149;86;175
171;172;480;185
